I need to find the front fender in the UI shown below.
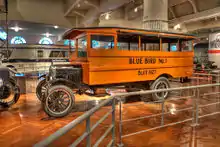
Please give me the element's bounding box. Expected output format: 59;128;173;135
47;78;79;89
38;74;47;80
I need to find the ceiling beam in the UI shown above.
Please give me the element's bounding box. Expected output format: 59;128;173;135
84;0;99;10
188;0;198;13
185;20;220;32
170;6;220;26
169;7;176;19
72;10;85;17
64;0;82;17
169;0;188;7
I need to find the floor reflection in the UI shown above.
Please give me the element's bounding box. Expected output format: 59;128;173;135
0;79;220;146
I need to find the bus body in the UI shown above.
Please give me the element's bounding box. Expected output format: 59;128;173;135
63;27;195;86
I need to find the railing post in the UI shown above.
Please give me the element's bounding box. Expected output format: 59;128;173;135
161;99;165;126
112;98;116;146
192;88;199;127
86;117;91;147
195;88;199;125
118;98;124;147
218;72;220;109
191;89;195;126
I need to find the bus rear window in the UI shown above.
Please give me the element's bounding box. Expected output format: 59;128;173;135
180;40;193;51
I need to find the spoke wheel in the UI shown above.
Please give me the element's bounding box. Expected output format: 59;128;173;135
0;79;20;107
150;77;170;102
43;85;75;118
36;79;48;101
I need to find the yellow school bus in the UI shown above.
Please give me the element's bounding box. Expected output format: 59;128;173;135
37;27;196;117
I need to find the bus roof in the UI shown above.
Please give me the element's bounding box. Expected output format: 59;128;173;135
63;26;197;40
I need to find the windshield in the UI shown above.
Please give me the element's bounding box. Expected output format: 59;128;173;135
77;35;87;58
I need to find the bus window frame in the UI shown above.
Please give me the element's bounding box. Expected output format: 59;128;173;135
88;33;117;51
116;33;141;51
161;38;180;52
75;33;88;59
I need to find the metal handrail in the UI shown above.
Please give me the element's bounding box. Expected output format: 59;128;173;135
34;97;114;147
35;82;220;147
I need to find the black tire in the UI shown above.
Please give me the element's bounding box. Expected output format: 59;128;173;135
43;85;75;118
0;78;20;107
36;79;48;102
150;77;170;101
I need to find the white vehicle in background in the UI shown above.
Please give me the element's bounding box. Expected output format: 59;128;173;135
1;44;72;75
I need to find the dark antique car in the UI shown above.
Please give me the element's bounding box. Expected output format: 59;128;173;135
0;52;20;107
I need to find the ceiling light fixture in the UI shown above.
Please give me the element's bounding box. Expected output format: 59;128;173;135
11;26;21;32
105;13;110;20
54;25;58;29
174;24;181;30
134;7;138;12
45;32;51;37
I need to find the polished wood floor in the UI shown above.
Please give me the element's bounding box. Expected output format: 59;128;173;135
1;79;220;147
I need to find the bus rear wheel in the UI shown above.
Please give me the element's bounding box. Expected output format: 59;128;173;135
150;77;170;102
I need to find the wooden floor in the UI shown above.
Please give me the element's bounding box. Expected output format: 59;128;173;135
1;80;220;147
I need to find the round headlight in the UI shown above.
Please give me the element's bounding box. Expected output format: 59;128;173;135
0;78;3;87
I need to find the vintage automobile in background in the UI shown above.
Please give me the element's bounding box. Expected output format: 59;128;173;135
194;56;218;72
0;51;20;108
36;27;196;118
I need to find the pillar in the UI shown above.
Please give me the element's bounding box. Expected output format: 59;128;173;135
143;0;168;31
208;32;220;68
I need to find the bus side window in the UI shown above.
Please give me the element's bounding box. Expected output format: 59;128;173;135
141;36;160;51
117;34;139;51
162;38;179;52
180;40;193;52
91;35;114;49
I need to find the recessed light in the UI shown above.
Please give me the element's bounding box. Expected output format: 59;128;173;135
134;7;138;12
105;13;110;20
54;25;58;29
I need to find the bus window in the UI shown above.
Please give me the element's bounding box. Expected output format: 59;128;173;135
78;36;87;57
141;36;160;51
91;35;114;49
180;40;193;51
117;34;139;51
37;50;43;58
162;38;179;52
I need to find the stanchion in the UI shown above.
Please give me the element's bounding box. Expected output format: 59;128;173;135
86;117;91;147
118;98;124;147
195;88;199;125
161;99;165;126
112;98;116;145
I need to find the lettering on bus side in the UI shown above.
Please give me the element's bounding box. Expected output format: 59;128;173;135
129;57;167;64
138;69;156;76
